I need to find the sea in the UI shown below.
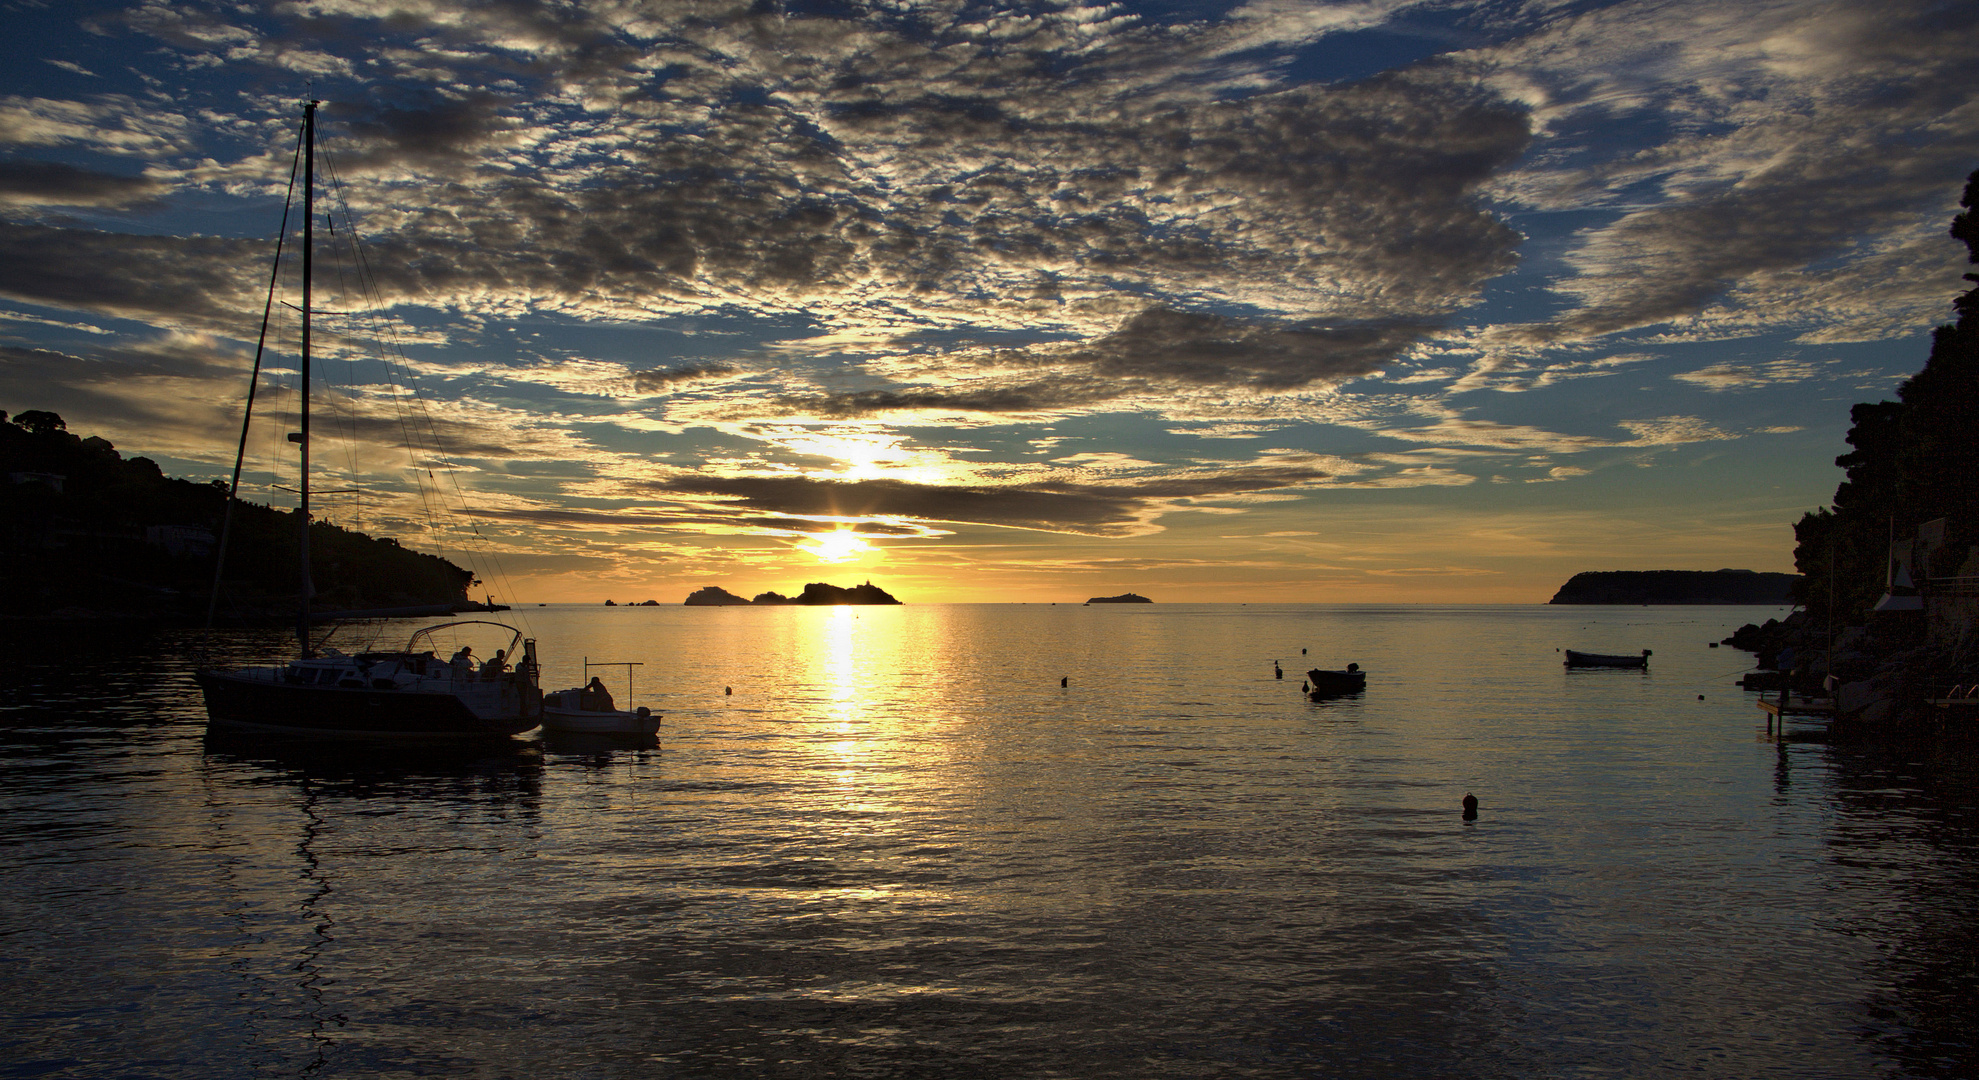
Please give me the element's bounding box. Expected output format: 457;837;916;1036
2;603;1975;1079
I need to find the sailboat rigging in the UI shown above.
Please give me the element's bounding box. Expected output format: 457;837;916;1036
195;101;542;738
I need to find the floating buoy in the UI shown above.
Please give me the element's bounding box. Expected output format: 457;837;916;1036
1274;663;1283;679
724;686;732;696
1060;676;1068;687
1462;793;1479;821
1301;648;1307;655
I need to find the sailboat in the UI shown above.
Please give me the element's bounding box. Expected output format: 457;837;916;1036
195;101;542;738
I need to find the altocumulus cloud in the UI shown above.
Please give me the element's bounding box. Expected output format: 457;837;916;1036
1;0;1973;567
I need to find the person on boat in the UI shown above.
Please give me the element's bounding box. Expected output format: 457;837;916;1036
582;676;615;711
450;646;474;679
481;649;507;681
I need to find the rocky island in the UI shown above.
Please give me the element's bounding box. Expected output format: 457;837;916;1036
1549;570;1799;605
1086;593;1152;604
684;581;901;605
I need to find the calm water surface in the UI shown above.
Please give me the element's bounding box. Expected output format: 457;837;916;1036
2;604;1976;1078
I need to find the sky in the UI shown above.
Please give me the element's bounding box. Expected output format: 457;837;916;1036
2;0;1976;604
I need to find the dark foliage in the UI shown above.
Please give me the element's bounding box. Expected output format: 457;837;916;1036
1795;169;1979;624
0;411;473;620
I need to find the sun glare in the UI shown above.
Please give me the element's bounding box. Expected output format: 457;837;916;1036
802;529;873;564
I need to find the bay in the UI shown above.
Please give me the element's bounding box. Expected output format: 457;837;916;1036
2;603;1974;1078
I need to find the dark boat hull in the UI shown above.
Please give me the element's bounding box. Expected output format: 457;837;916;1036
1306;668;1367;698
195;670;539;738
1564;650;1649;669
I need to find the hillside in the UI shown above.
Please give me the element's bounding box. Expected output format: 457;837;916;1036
0;409;474;621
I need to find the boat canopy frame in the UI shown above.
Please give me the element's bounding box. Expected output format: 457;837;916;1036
404;620;524;659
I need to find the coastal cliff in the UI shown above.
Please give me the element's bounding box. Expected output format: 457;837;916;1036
1549;570;1798;605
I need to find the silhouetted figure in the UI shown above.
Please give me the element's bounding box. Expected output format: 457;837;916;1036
1302;681;1309;693
1462;793;1478;821
1060;676;1068;687
450;645;474;679
724;685;732;696
480;649;507;681
582;676;614;711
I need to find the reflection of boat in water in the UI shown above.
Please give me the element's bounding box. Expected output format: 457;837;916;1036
194;102;541;739
1564;649;1651;669
1306;664;1366;698
201;723;547;790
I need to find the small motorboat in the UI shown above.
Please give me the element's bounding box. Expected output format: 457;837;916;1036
542;659;659;734
1564;649;1651;669
1306;664;1366;698
541;689;660;734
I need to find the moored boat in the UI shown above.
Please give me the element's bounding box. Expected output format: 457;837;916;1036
198;621;542;737
541;659;657;734
541;689;661;734
1307;664;1366;698
194;102;542;739
1564;649;1651;668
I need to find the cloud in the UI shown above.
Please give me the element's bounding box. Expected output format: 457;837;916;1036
0;221;257;326
0;95;195;156
1618;415;1735;445
1672;358;1821;391
1477;0;1979;345
627;458;1350;537
1382;418;1614;452
0;160;163;208
323;90;521;174
779;306;1442;420
81;5;1531;348
630;363;740;394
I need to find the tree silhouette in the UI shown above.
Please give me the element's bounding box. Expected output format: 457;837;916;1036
1794;169;1979;623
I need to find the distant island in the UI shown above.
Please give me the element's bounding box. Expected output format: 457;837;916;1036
684;581;901;606
1548;570;1799;605
1086;592;1152;604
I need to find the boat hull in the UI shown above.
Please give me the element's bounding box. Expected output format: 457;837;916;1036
541;708;661;735
1564;650;1649;669
1306;668;1367;698
540;689;660;734
195;669;540;738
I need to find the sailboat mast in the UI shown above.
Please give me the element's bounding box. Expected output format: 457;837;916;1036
296;100;317;656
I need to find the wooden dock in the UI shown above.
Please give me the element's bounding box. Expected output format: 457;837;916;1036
1758;690;1833;734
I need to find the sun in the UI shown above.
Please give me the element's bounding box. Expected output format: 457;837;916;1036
801;529;873;564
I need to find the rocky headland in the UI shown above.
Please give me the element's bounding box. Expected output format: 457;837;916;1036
1549;570;1799;605
1086;593;1152;604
